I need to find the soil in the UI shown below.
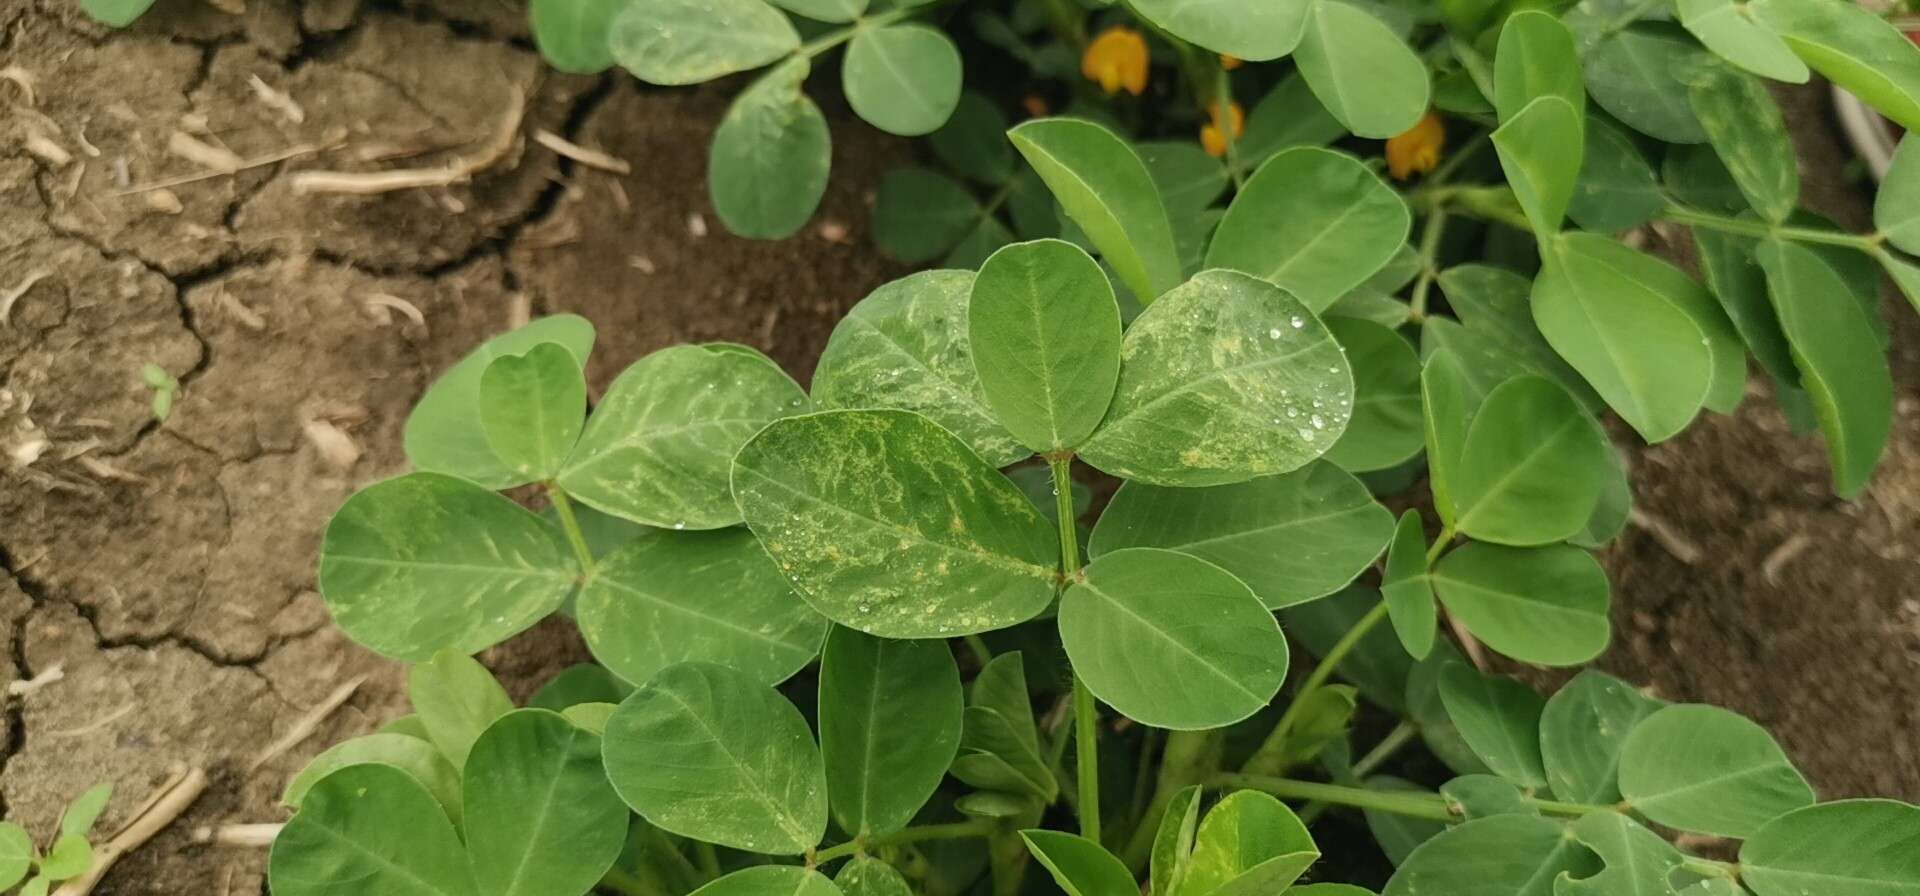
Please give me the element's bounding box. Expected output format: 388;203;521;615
0;2;1911;894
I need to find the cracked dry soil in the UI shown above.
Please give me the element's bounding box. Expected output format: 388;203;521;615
0;2;1915;893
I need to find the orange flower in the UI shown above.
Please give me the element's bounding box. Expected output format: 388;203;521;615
1022;94;1050;118
1386;110;1446;181
1200;100;1245;158
1082;26;1149;96
1220;54;1243;70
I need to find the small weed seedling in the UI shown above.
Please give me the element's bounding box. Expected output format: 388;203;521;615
1;782;109;896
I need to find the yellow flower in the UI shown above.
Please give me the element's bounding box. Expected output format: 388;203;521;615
1386;110;1446;181
1082;26;1149;96
1200;100;1245;158
1220;54;1243;70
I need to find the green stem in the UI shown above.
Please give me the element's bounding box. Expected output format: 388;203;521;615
1352;720;1419;780
1120;730;1219;870
546;483;597;576
1409;208;1450;322
796;4;925;57
1242;601;1392;776
695;841;721;881
1425;523;1456;566
1661;205;1882;251
1215;773;1457;821
813;820;999;864
964;634;995;667
1049;455;1101;844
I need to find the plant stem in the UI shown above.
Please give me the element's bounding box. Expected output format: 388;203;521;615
1049;455;1102;844
796;4;925;57
546;482;597;576
1242;601;1392;776
1352;720;1419;779
964;634;995;667
1214;773;1457;821
1425;523;1456;566
1409;208;1450;322
1661;205;1882;251
813;820;999;864
1120;730;1219;870
695;841;721;880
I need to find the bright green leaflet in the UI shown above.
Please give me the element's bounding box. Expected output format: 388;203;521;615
602;662;828;854
969;239;1122;452
811;270;1028;467
1753;239;1893;498
1294;0;1429;139
1404;647;1489;777
1431;542;1610;666
835;857;913;896
732;409;1058;637
1752;0;1920;131
40;835;89;880
80;0;154;26
1885;251;1920;317
1139;142;1229;214
1091;461;1391;609
478;343;584;482
768;0;865;22
404;315;594;490
463;710;628;896
410;649;515;770
1577;233;1746;413
1435;265;1599;409
1239;74;1348;166
1742;800;1920;896
1531;234;1715;442
691;867;844;896
1078;270;1355;486
608;0;799;85
282;733;463;821
1569;115;1666;233
560;703;615;734
1385;814;1599;896
1176;792;1319;896
1128;0;1309;61
529;0;629;73
1571;444;1632;549
844;24;962;137
0;823;28;890
1493;10;1584;124
1559;812;1686;896
1689;66;1798;223
1060;548;1288;730
1437;664;1548;789
1380;510;1435;660
1021;831;1137;896
575;528;827;687
818;627;964;836
1583;28;1711;143
1421;349;1473;525
1324;318;1423;472
1008;118;1182;304
1879;138;1920;254
1538;670;1665;805
874;168;980;264
1205;147;1411;312
1618;703;1815;838
558;343;807;530
1492;96;1583;239
1451;375;1610;546
709;58;831;239
59;782;111;839
1694;228;1798;386
319;473;576;661
1676;0;1809;82
269;764;475;896
932;92;1014;184
1152;786;1205;896
1440;775;1532;820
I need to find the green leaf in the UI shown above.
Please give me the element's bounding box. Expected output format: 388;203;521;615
1695;228;1797;386
1619;703;1815;837
733;409;1058;637
1452;375;1611;546
1879;138;1920;255
709;58;831;239
1666;142;1752;213
1406;643;1492;776
603;663;828;853
270;764;474;896
691;867;843;896
946;218;1018;269
969;239;1122;452
1677;0;1809;82
576;528;827;687
319;473;576;661
844;24;962;136
478;343;584;482
1239;74;1348;166
1206;147;1411;311
1294;886;1377;896
1437;664;1547;789
1569;115;1665;233
1128;0;1309;61
1364;777;1448;866
1494;10;1584;123
1753;239;1893;497
953;653;1057;803
1882;250;1920;317
80;0;155;26
1139;141;1229;214
1689;66;1798;223
1440;774;1532;819
59;782;112;839
1431;542;1610;666
1571;444;1632;549
1559;812;1686;896
1421;350;1473;526
1538;670;1665;804
281;733;463;821
1295;0;1431;139
464;710;628;896
1152;786;1205;896
529;664;631;712
0;823;29;890
560;703;616;734
1492;96;1584;238
529;0;629;73
1079;269;1355;486
819;628;964;836
834;858;912;896
1435;265;1601;409
1380;511;1435;660
931;92;1014;184
1090;461;1392;609
769;0;865;22
1008;118;1182;303
873;168;980;264
1176;791;1319;896
1742;800;1920;896
812;270;1028;466
1384;814;1600;896
405;315;594;490
410;649;515;770
1583;28;1711;143
609;0;799;84
1021;831;1137;896
1061;548;1287;730
38;835;89;881
1752;0;1920;131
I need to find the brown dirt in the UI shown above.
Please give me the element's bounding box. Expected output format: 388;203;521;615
0;2;1912;894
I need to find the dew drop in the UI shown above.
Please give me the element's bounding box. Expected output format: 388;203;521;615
673;521;686;530
1268;327;1284;339
1286;407;1300;419
1290;315;1305;329
858;603;872;614
1297;428;1314;440
1310;414;1325;429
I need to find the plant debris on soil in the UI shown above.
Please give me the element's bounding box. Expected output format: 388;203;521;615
0;2;1914;894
